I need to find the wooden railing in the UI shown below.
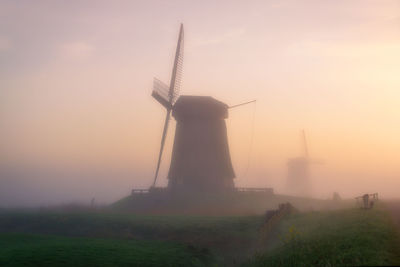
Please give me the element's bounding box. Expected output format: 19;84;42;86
355;193;379;209
131;187;274;195
131;189;150;195
235;187;274;194
131;187;169;195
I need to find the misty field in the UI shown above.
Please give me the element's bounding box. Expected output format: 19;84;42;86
0;211;263;266
246;205;400;266
0;233;212;267
1;203;400;266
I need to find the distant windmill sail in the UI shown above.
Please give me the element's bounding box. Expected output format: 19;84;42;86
302;129;309;158
152;24;184;187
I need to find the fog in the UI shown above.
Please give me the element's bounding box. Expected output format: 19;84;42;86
1;0;400;207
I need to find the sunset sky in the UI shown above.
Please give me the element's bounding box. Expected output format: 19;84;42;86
1;0;400;206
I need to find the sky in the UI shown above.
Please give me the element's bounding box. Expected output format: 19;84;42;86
0;0;400;206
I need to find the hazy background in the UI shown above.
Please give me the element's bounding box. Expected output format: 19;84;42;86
1;0;399;206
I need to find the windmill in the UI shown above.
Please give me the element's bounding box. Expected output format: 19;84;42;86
151;24;234;193
151;24;184;187
151;24;257;193
286;130;323;197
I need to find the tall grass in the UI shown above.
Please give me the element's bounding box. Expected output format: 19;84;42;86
246;207;400;266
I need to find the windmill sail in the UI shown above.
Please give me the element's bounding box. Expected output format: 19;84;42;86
152;24;184;187
168;23;184;104
152;78;172;109
152;109;172;186
302;129;309;158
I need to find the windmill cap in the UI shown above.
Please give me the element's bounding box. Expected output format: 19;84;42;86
172;95;228;121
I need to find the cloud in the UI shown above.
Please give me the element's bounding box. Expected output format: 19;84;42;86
59;41;94;60
0;36;11;52
192;27;246;47
285;40;400;60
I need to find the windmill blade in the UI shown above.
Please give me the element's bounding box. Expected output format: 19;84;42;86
152;110;171;187
168;23;184;104
152;24;184;187
153;78;169;100
302;129;309;158
152;78;172;109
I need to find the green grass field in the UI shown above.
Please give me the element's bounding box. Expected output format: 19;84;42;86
0;233;212;267
0;211;264;266
1;203;400;266
246;206;400;266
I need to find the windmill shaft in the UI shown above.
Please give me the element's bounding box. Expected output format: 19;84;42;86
152;109;171;186
229;100;256;109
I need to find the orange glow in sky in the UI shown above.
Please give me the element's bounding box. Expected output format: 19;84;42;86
1;0;400;205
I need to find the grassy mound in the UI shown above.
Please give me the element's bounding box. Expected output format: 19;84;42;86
0;233;212;267
111;193;345;215
246;207;400;266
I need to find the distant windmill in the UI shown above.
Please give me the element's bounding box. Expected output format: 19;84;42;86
151;24;255;193
151;24;184;187
286;130;323;197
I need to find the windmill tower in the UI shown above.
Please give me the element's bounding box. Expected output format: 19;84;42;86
168;96;235;193
151;24;236;193
286;130;322;197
